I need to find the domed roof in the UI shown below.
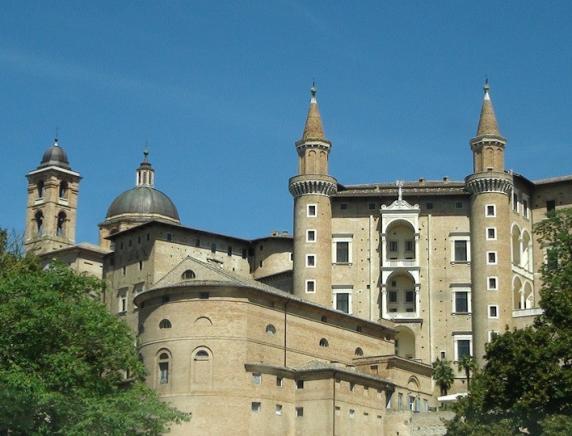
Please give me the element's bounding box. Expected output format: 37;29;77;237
39;140;71;169
106;186;180;221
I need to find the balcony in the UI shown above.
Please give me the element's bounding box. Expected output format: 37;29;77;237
384;259;417;268
512;308;543;318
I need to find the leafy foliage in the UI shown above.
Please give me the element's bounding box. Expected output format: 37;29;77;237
0;231;188;435
433;358;455;396
456;355;477;389
446;209;572;435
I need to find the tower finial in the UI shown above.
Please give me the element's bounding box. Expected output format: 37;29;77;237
143;143;149;162
54;127;59;147
310;81;317;103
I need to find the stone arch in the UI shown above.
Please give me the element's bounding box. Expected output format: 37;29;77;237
34;210;44;235
511;224;521;265
521;230;532;271
265;324;276;335
159;319;172;329
181;269;196;280
523;281;534;309
513;276;523;310
395;326;415;359
307;150;317;173
156;348;172;387
486;146;495;168
407;376;420;391
191;346;213;386
319;150;327;173
354;347;364;357
37;180;44;199
194;316;213;327
59;181;68;199
386;271;416;314
319;338;329;348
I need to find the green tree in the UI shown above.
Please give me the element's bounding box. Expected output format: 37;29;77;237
456;355;477;389
433;358;455;396
446;209;572;435
0;231;188;435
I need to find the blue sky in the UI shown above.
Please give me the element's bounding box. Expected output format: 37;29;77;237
1;1;571;243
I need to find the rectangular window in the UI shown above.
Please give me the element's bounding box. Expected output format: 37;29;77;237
426;202;434;210
405;240;414;253
405;290;415;303
456;201;463;209
227;246;232;256
251;402;261;412
487;227;496;240
487;276;498;290
388;291;397;303
398;393;404;410
307;204;317;217
335;241;349;263
340;203;348;210
546;200;556;217
296;407;304;417
486;204;496;217
523;199;529;218
276;377;283;387
275;404;283;416
159;362;169;384
306;254;316;268
454;240;468;262
349;409;355;418
513;193;519;212
305;280;316;293
296;380;304;389
334;290;351;314
388;240;398;253
368;202;376;210
456;339;471;361
252;373;261;384
489;305;499;318
454;291;469;313
199;292;209;300
119;295;127;313
306;229;316;242
487;251;497;265
166;232;173;242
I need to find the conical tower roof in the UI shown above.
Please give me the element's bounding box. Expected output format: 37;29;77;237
301;84;328;142
475;80;503;138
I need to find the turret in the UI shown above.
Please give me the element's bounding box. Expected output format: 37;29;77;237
466;81;513;365
289;85;337;306
24;138;81;254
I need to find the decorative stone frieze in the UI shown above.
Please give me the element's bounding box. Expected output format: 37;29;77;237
288;174;337;197
465;172;513;196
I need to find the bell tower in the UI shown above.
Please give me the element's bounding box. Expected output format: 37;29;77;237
289;85;337;306
466;81;513;364
25;138;81;255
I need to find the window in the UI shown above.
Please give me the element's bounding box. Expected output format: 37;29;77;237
405;240;414;253
159;319;172;329
486;204;496;217
488;305;499;319
332;235;352;264
34;211;44;235
296;407;304;417
349;409;355;418
199;292;209;299
388;240;398;253
523;199;529;218
276;377;283;387
227;245;232;256
306;254;316;267
122;266;126;276
319;338;329;348
487;276;498;291
453;291;470;313
455;201;463;209
488;331;499;342
334;290;351;314
440;351;446;359
307;204;317;217
251;402;261;413
275;404;283;416
454;335;472;361
388;291;397;303
210;243;216;253
546;200;556;217
405;290;415;303
139;261;143;271
426;202;434;210
166;233;173;242
487;251;497;265
118;292;127;313
296;380;304;389
306;229;316;242
265;324;276;335
513;193;519;212
486;227;496;240
194;350;209;360
56;212;66;237
59;181;68;199
252;373;261;384
158;352;170;384
36;181;44;199
453;240;469;262
305;280;316;293
398;393;404;410
182;269;196;280
355;347;364;357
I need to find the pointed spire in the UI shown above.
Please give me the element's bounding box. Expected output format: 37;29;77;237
476;79;502;137
301;82;327;141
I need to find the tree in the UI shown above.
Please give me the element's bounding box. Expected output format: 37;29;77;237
456;355;477;389
446;209;572;435
433;358;455;396
0;231;188;435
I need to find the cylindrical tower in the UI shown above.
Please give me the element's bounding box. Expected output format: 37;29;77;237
466;81;513;365
289;85;337;307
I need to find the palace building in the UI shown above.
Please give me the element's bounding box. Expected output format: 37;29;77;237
23;82;572;435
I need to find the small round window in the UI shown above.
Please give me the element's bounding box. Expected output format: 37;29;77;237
319;338;329;348
159;319;172;329
182;269;196;280
265;324;276;335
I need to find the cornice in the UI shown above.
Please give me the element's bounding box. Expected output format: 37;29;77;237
465;172;513;195
288;174;337;197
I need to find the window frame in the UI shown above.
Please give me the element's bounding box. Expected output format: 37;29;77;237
453;335;473;361
487;251;497;265
306;229;316;243
305;279;316;293
333;287;352;314
450;235;471;263
488;305;499;319
485;204;497;217
486;227;497;241
305;254;316;268
307;204;317;217
487;276;498;291
452;289;471;314
332;234;353;264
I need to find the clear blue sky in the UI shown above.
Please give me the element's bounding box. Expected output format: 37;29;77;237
1;1;571;243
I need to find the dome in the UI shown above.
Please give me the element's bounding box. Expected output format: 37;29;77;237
106;186;180;221
39;140;71;169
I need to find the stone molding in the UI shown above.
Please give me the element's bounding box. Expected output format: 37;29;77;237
289;174;337;197
465;172;513;196
295;139;332;153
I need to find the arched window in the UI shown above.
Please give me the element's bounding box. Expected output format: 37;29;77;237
34;211;44;235
158;351;170;384
265;324;276;335
194;350;210;361
319;338;329;348
181;269;196;280
159;319;172;329
37;181;44;199
59;181;68;199
355;347;364;357
56;212;66;237
192;347;213;385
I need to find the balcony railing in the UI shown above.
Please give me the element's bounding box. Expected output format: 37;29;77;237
512;308;543;318
384;259;417;268
385;311;419;319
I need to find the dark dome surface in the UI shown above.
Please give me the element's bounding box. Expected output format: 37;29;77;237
106;186;180;221
39;143;71;169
